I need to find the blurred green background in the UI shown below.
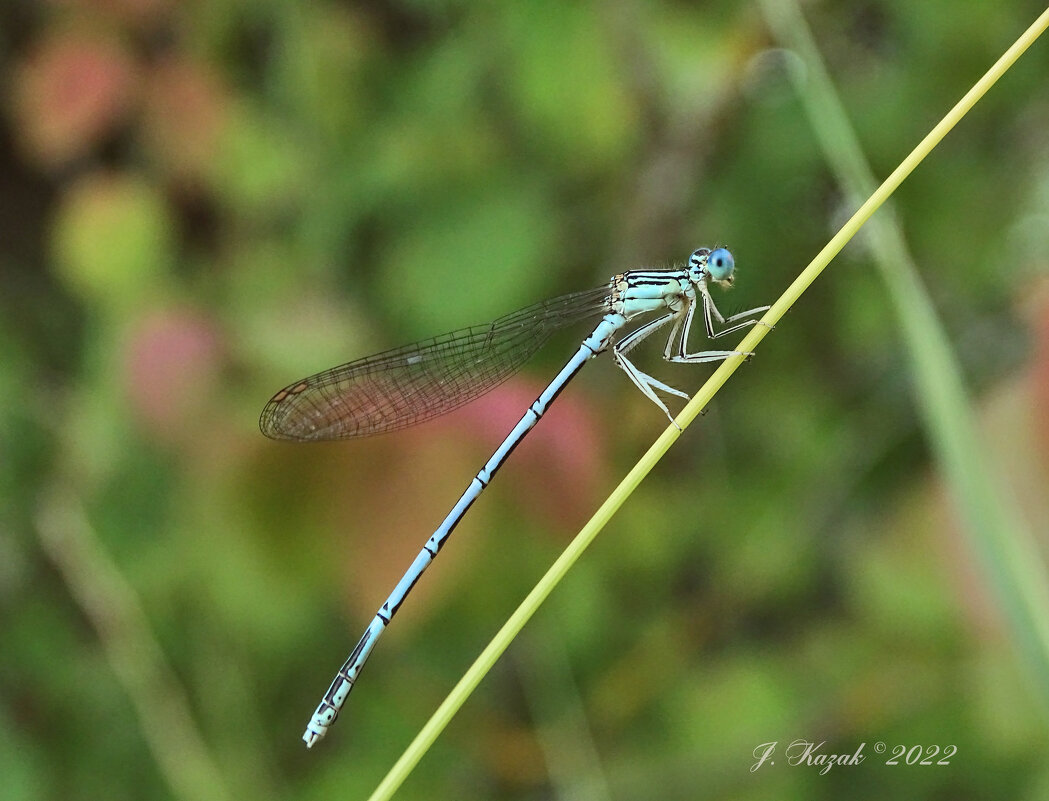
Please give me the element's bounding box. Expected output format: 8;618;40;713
3;1;1049;799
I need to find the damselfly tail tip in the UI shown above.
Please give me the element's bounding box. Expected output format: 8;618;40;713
303;729;322;748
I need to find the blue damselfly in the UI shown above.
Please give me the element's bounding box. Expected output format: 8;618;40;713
260;247;769;746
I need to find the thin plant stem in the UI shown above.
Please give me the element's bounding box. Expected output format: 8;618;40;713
367;8;1049;800
760;0;1049;713
35;486;234;801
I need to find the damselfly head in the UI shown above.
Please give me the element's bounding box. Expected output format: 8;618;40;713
689;246;736;288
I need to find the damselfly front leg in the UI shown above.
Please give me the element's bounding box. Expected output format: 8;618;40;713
696;282;772;342
659;287;769;367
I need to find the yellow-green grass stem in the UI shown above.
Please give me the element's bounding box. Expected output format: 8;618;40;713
761;0;1049;714
368;8;1049;800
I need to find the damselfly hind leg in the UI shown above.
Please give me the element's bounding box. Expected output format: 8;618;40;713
613;348;685;427
612;311;691;426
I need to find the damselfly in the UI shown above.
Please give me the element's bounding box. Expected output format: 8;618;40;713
260;246;770;747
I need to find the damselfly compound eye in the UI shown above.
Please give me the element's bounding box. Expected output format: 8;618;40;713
707;248;735;282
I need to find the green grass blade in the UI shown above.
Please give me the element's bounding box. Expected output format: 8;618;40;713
760;0;1049;707
367;8;1049;799
35;486;234;801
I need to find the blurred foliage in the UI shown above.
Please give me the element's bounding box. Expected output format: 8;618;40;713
2;1;1049;800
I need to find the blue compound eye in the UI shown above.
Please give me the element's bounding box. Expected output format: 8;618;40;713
707;247;735;281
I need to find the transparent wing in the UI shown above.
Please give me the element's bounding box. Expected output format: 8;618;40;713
260;284;614;441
